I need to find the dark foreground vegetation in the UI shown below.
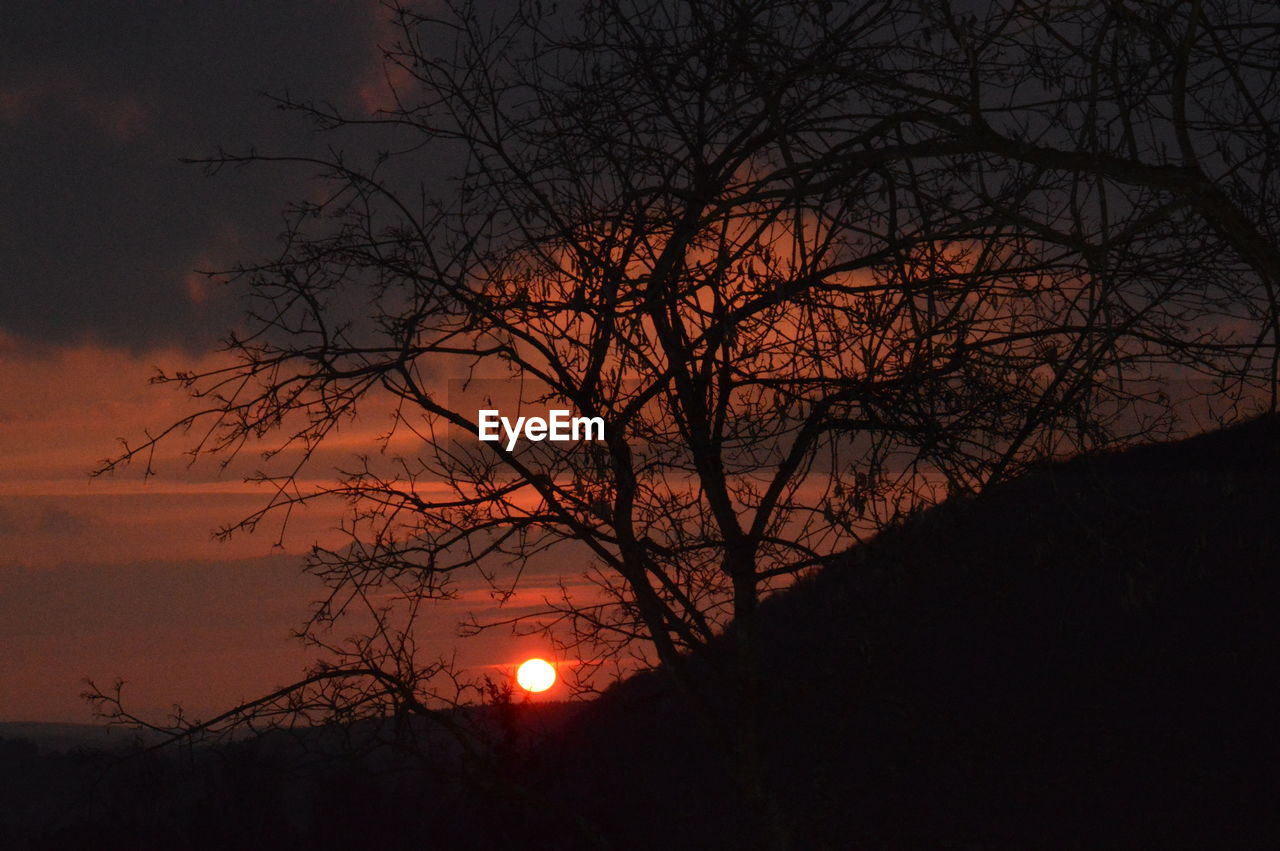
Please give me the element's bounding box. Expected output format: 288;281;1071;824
5;416;1279;849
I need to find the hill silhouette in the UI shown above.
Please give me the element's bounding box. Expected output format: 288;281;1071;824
530;414;1280;847
3;416;1278;848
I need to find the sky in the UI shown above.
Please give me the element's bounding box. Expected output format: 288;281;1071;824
0;1;568;723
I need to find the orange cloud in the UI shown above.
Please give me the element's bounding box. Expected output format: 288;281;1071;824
354;1;420;115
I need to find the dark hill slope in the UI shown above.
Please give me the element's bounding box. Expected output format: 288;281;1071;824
5;418;1277;850
543;415;1280;848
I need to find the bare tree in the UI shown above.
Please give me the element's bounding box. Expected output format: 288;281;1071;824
91;0;1280;843
895;0;1280;417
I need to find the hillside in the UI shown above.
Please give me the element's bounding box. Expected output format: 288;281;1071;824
3;416;1278;848
532;414;1280;847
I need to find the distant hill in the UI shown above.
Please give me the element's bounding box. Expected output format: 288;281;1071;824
0;723;163;753
531;414;1280;848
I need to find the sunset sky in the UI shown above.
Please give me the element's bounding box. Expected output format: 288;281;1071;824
0;1;568;723
3;3;1276;845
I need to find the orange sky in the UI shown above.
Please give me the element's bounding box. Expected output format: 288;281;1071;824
0;339;583;721
0;1;607;724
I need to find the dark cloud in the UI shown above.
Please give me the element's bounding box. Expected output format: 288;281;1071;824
0;503;92;537
0;1;391;350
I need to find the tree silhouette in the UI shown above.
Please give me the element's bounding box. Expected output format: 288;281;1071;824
91;1;1280;843
896;0;1280;415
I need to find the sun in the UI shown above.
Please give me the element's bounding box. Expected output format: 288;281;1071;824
516;658;556;693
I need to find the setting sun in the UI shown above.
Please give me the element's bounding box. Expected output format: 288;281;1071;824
516;658;556;693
